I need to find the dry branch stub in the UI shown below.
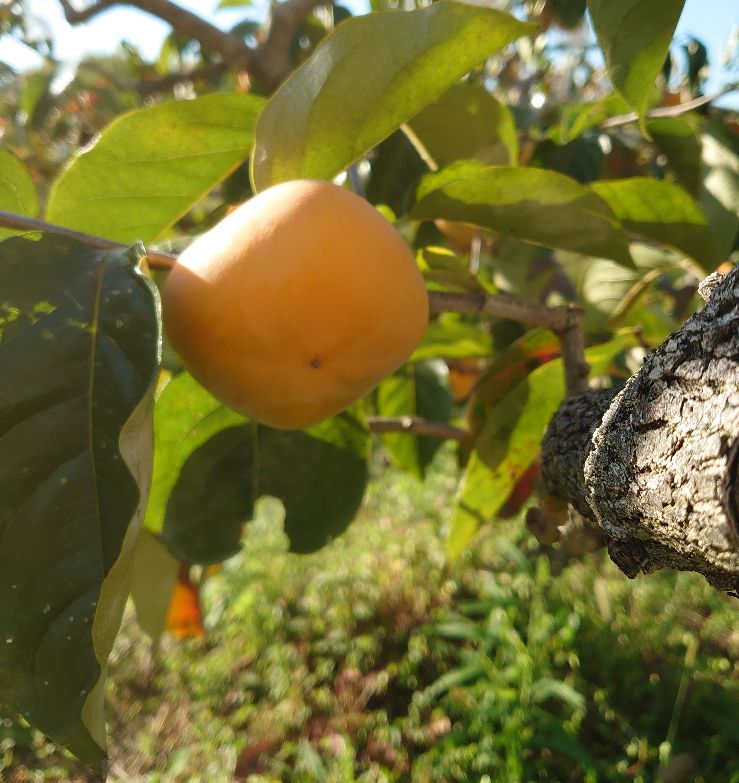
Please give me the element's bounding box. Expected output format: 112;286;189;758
542;266;739;593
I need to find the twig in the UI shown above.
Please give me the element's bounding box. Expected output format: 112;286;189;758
556;310;590;398
57;0;329;91
600;84;738;130
428;290;579;332
367;416;468;441
59;0;251;66
0;210;176;270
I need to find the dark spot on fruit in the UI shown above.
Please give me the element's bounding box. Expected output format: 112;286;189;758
310;357;321;369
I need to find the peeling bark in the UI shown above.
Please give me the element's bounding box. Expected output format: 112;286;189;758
542;266;739;593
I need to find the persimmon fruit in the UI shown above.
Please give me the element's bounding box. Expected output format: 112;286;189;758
162;179;429;429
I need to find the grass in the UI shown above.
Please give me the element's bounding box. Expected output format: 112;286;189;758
3;446;738;782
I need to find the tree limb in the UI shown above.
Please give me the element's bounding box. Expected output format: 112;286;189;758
541;266;739;593
57;0;329;90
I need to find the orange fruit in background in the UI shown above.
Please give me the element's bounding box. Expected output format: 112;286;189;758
434;219;478;253
163;179;429;429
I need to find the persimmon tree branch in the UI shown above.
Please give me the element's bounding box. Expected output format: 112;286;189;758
0;209;589;397
367;416;468;442
57;0;328;90
600;84;738;130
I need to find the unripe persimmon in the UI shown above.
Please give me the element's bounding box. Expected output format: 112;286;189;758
162;180;429;429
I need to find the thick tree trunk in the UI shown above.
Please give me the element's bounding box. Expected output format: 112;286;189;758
541;265;739;593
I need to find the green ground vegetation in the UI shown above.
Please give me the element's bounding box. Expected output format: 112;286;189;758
2;447;737;783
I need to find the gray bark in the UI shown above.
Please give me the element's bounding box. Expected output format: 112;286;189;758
541;265;739;593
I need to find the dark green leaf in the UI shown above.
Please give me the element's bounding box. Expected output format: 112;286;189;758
47;93;265;243
590;177;712;265
376;362;452;478
413;162;633;267
648;117;702;195
0;150;38;239
531;135;605;184
0;234;160;761
251;2;535;190
587;0;686;121
153;374;370;562
448;334;635;556
550;0;586;27
405;83;518;168
365;130;427;216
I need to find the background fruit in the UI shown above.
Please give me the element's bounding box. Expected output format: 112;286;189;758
163;179;429;429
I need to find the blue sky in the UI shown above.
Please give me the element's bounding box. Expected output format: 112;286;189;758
2;0;737;107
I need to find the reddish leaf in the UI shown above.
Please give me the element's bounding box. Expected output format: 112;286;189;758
467;329;561;437
166;565;205;639
499;458;540;519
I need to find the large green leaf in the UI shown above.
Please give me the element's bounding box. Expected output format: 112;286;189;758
587;0;686;121
590;177;712;265
413;162;633;266
376;362;452;479
250;2;535;190
448;334;635;557
0;235;160;762
149;373;370;563
47;93;265;243
0;150;38;239
405;83;518;169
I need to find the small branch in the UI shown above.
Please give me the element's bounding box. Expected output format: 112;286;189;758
601;84;738;130
251;0;328;89
428;290;577;332
0;210;176;270
58;0;118;24
557;310;590;398
59;0;253;67
367;416;468;442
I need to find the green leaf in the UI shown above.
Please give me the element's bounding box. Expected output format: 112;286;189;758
528;677;586;710
129;530;179;642
418;246;489;294
376;362;452;478
47;93;265;243
590;177;712;265
413;162;634;267
151;374;370;563
0;150;38;239
550;94;629;145
411;314;493;362
648;117;702;195
405;83;518;169
587;0;686;122
145;371;245;537
448;334;635;557
250;2;535;190
0;235;160;762
700;120;739;266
